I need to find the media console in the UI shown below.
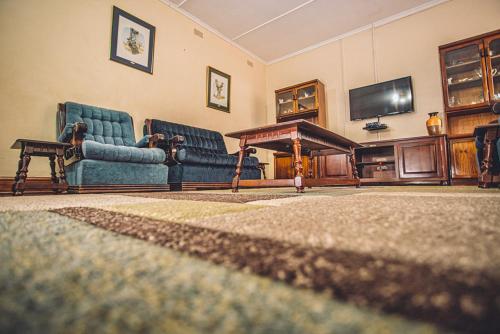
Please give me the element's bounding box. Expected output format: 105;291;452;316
355;135;449;185
274;134;449;185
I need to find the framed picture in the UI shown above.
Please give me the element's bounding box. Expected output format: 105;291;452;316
110;6;155;74
207;66;231;113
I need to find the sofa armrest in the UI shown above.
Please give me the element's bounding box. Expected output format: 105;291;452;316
166;135;185;166
135;134;166;148
59;122;87;160
230;147;257;157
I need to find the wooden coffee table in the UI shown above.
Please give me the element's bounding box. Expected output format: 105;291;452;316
226;119;362;192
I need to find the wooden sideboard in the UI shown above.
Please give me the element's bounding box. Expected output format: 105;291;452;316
275;135;449;185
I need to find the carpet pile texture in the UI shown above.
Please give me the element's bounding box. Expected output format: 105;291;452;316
1;186;499;333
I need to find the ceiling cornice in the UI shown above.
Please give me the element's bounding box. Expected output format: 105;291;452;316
157;0;267;65
158;0;450;65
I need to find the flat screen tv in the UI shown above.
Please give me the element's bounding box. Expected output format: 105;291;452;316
349;76;414;121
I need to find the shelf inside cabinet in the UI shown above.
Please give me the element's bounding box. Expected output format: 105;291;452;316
446;59;481;70
447;77;483;89
297;95;316;100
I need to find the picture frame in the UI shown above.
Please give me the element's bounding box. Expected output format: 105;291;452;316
207;66;231;113
110;6;155;74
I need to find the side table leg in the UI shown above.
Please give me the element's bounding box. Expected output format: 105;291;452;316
232;136;247;193
49;155;59;193
293;138;305;193
13;149;32;195
56;152;68;193
349;147;360;188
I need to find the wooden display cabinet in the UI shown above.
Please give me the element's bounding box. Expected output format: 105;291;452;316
274;79;326;179
439;29;500;184
275;79;326;126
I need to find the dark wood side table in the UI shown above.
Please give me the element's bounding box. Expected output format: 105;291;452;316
10;139;71;195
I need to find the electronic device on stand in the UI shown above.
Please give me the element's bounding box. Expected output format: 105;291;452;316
363;116;388;131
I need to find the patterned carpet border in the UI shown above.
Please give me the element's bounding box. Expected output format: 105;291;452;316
52;207;500;334
124;192;297;203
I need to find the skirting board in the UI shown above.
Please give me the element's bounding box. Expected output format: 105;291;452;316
170;182;232;191
0;176;55;195
0;176;170;195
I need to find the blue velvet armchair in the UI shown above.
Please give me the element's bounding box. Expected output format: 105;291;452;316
57;102;169;191
144;119;261;190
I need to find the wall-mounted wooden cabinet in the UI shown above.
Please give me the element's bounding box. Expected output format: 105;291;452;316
439;29;500;184
275;79;326;126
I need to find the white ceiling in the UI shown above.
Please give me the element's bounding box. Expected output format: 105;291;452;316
162;0;447;64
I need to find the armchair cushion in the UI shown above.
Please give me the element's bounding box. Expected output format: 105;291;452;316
82;139;165;164
176;147;259;167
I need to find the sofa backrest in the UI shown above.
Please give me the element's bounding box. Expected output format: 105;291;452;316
59;102;136;146
147;119;227;154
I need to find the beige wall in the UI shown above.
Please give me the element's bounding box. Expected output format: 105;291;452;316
2;0;499;179
266;0;500;173
0;0;267;177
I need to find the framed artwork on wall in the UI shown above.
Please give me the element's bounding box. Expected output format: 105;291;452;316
110;6;155;74
207;66;231;113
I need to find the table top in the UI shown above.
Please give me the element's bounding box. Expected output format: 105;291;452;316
226;119;361;153
11;139;71;150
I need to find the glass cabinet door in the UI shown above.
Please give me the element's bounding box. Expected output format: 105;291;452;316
296;84;317;112
276;90;294;117
443;43;487;109
486;36;500;101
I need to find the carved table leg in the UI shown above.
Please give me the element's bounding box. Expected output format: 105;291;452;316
308;150;314;188
479;130;495;188
349;146;360;188
12;147;32;195
49;155;59;193
56;151;67;193
232;136;247;193
293;138;305;193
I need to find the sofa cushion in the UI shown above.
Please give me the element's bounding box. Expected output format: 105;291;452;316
148;119;228;154
64;102;136;146
82;141;165;164
176;147;258;167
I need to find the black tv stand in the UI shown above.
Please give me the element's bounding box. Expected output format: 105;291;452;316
363;116;387;131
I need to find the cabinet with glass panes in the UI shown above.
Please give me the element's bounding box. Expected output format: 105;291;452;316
275;79;326;126
439;29;500;184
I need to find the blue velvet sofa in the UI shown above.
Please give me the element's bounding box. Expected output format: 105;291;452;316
57;102;169;191
144;119;261;190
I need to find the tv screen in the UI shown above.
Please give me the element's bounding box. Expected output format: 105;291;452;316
349;76;413;121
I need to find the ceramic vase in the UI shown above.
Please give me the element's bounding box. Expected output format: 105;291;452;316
426;112;442;136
